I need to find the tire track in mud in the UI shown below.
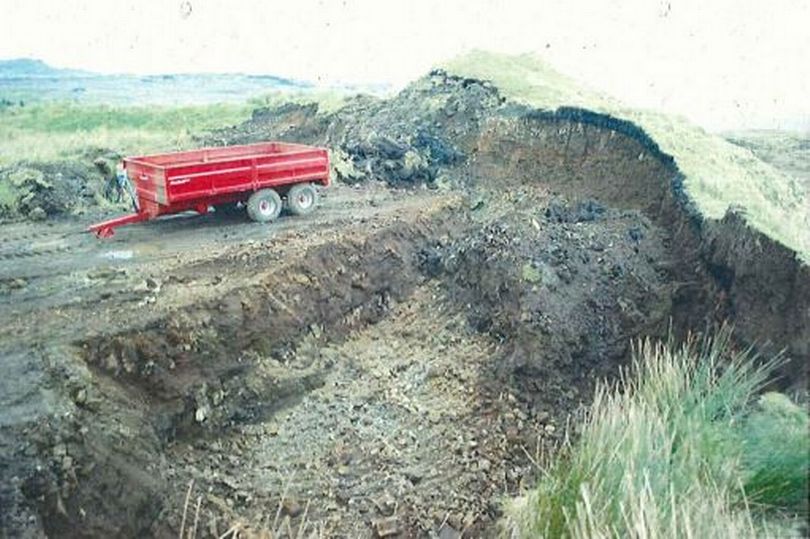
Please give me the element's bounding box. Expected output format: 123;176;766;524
0;243;74;261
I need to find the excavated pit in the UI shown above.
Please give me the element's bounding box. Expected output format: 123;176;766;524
5;73;808;538
54;203;681;537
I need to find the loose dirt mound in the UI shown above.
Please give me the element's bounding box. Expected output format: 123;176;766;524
205;71;501;186
0;160;110;220
1;70;808;538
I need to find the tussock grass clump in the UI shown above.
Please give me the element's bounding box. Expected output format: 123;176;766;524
741;392;809;513
503;329;808;538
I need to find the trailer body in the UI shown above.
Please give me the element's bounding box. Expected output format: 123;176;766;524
89;141;330;237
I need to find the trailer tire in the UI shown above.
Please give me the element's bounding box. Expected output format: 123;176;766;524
247;189;282;223
287;183;318;216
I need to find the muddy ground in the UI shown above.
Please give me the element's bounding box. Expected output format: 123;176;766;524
1;72;808;538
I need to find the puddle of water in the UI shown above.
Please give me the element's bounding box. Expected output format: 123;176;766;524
100;250;134;260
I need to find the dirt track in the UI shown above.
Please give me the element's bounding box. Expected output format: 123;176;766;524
2;71;808;538
0;183;438;345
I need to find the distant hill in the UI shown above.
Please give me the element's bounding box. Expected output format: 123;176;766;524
0;58;92;78
0;58;309;85
0;58;319;106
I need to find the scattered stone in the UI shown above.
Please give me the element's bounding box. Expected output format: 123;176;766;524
373;516;400;538
218;476;240;490
281;498;303;518
145;277;160;291
627;225;644;242
372;493;396;516
87;267;124;280
28;207;47;221
7;278;27;289
404;468;424;485
438;522;462;539
335;490;351;505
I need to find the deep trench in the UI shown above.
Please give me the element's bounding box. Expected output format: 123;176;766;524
20;109;809;538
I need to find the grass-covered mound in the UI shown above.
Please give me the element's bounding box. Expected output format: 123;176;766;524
502;330;808;538
442;51;810;262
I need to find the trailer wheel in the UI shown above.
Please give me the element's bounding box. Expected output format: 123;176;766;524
247;189;282;223
287;183;318;216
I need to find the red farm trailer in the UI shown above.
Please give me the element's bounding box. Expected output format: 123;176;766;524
88;141;330;237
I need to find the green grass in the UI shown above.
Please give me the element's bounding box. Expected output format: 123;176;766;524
0;86;363;166
502;330;808;538
442;51;810;262
0;102;252;164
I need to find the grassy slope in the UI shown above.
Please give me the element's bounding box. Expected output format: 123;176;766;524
441;51;810;262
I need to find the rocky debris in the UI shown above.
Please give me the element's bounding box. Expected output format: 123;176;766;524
144;277;161;293
0;277;28;294
544;198;607;223
372;493;397;516
0;161;109;220
28;206;47;220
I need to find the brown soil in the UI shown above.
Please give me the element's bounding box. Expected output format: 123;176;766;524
1;73;807;538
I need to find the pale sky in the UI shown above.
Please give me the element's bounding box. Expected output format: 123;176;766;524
1;0;809;131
